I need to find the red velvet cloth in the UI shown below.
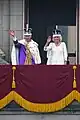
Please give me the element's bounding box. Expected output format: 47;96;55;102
76;66;80;92
14;65;73;103
0;65;12;99
0;65;75;104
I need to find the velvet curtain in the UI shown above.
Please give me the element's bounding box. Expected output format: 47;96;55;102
0;65;79;112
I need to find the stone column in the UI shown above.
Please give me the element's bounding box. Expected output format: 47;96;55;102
0;0;24;61
76;0;79;64
9;0;24;62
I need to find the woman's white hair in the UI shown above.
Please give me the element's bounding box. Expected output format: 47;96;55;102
53;34;62;41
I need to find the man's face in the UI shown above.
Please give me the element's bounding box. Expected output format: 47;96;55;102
24;35;32;42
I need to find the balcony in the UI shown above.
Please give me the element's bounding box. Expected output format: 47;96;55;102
0;65;79;114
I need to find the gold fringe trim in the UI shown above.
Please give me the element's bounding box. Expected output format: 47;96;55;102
13;91;75;112
75;91;80;102
0;91;13;109
0;90;80;112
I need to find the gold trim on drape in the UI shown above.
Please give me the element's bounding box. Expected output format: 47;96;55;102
0;90;80;112
13;90;75;112
0;91;13;109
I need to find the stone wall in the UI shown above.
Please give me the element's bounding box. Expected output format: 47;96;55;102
0;0;23;61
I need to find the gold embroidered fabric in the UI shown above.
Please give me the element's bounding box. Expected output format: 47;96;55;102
24;43;32;65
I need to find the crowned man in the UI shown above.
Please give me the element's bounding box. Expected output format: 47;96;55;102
9;24;41;65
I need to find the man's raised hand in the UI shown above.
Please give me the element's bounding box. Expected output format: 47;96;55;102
9;30;15;37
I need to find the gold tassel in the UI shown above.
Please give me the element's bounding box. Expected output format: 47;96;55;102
73;79;77;88
73;66;77;88
12;80;16;89
12;66;16;88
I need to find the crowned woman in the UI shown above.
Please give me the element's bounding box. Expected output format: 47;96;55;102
44;26;68;65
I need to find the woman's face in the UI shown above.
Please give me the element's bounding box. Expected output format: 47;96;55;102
52;36;60;44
